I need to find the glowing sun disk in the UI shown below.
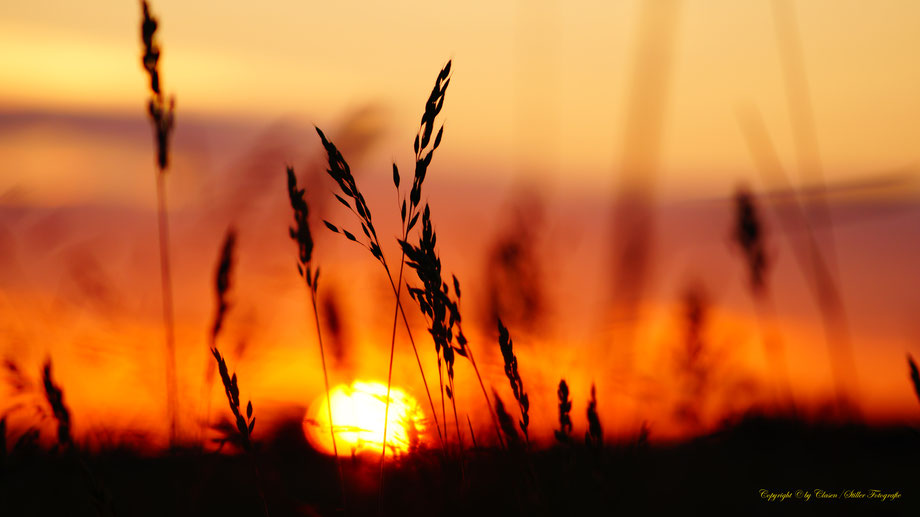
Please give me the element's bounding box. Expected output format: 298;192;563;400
303;381;426;458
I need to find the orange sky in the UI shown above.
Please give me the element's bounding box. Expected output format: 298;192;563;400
1;0;919;196
1;1;920;450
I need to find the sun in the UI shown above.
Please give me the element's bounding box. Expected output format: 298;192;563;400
303;381;427;458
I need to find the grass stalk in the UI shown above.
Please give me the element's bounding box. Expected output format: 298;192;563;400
211;347;268;517
466;414;477;449
308;284;347;513
731;188;795;409
908;354;920;407
585;384;603;448
439;358;447;450
400;201;507;451
315;120;449;456
497;319;529;443
155;171;178;447
201;229;235;448
447;373;465;475
554;379;573;443
388;266;445;450
736;107;860;416
463;340;506;450
377;257;445;502
141;0;178;448
379;59;453;477
379;257;406;486
286;166;346;511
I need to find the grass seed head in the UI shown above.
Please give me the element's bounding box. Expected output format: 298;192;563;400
554;379;573;443
316;128;384;263
41;360;72;449
683;283;708;364
211;347;255;451
908;354;920;406
497;319;529;440
140;1;161;94
492;389;520;448
637;421;651;448
211;228;237;343
287;166;319;286
408;60;451;211
401;205;469;382
732;187;769;295
585;383;602;448
140;1;175;171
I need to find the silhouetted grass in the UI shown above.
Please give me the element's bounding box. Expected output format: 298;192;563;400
585;384;602;448
321;290;348;367
211;229;236;345
316;127;443;461
732;188;769;294
679;283;708;420
41;360;71;450
317;62;454;475
736;107;860;417
401;205;506;451
1;5;914;516
211;349;254;452
400;205;470;459
637;421;650;448
909;354;920;407
466;414;477;449
286;165;346;510
201;228;236;447
483;194;545;332
140;0;179;448
497;319;529;443
731;187;795;409
210;347;268;516
4;413;918;516
554;379;572;444
391;60;452;463
492;389;520;449
205;239;254;461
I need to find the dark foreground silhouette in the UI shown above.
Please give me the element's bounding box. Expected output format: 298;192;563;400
2;413;918;516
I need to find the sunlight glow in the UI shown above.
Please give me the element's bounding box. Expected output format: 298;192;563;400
303;381;426;458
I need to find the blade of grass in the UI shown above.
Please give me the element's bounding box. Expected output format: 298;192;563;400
141;0;179;448
287;166;346;512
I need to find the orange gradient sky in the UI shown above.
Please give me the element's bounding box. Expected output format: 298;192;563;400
2;1;920;451
1;0;919;196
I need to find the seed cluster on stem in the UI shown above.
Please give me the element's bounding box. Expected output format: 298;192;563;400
908;354;920;407
497;319;529;442
286;166;346;510
139;0;179;448
554;379;572;444
585;384;602;448
211;348;256;452
41;361;72;450
401;205;507;451
315;61;453;476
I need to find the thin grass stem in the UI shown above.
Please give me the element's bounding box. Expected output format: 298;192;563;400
463;340;507;450
377;254;445;510
155;170;178;447
309;287;347;514
448;374;465;478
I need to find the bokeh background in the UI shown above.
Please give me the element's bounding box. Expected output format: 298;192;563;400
1;0;919;450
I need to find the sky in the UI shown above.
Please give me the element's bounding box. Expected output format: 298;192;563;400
1;1;920;449
1;0;919;198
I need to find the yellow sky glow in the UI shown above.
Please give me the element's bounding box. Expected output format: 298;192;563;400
1;0;919;193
